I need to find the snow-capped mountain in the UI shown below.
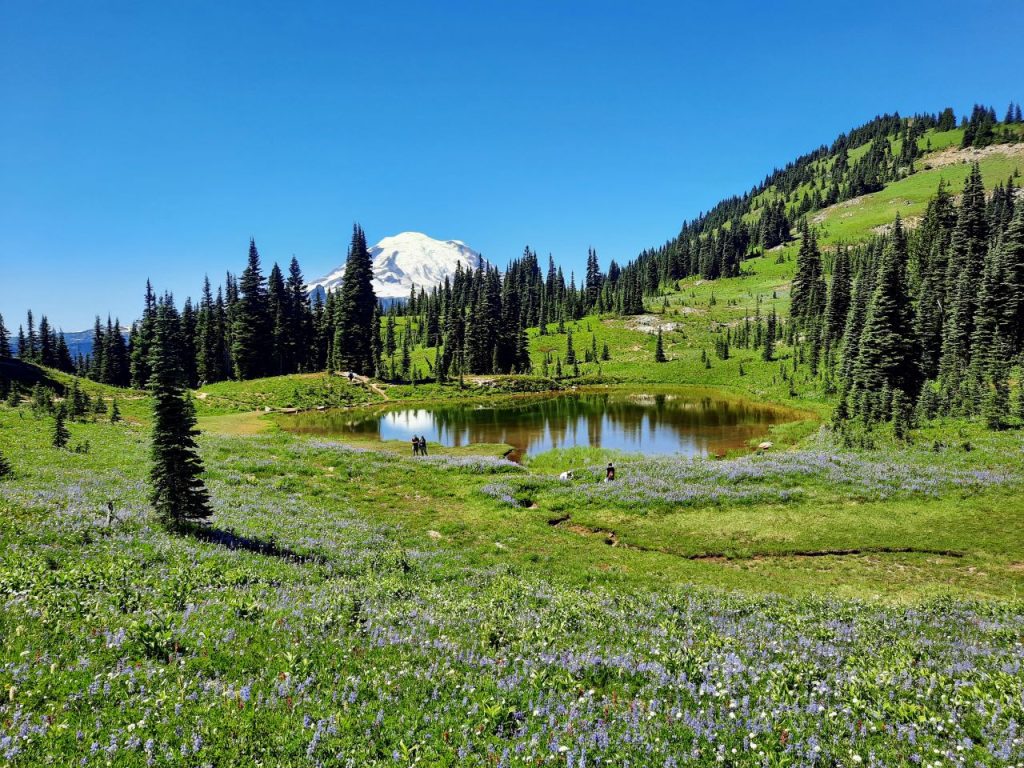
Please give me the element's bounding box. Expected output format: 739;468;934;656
307;232;484;300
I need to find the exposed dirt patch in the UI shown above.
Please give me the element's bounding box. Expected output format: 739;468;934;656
872;216;923;236
625;314;678;335
923;142;1024;169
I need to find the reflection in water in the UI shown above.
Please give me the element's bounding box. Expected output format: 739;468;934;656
282;392;796;460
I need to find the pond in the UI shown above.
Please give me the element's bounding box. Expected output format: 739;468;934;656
278;389;802;461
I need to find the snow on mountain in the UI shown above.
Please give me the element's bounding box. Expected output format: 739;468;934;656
307;232;485;300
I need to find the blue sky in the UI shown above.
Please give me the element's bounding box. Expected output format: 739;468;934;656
2;0;1022;331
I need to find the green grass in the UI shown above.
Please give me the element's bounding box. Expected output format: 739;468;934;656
815;149;1022;243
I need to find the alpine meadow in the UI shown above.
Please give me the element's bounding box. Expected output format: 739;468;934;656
3;4;1024;766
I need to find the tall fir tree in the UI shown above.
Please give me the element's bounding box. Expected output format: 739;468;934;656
149;297;212;531
130;281;158;389
998;203;1024;356
285;256;313;373
0;312;10;358
939;164;989;402
654;328;666;362
852;215;921;417
232;239;272;380
332;225;377;375
195;276;222;385
52;403;70;448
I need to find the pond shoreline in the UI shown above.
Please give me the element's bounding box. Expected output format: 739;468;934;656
272;384;816;462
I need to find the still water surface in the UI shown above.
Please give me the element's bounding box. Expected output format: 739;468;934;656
280;390;798;460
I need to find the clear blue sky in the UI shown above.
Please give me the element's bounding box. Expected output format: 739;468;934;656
2;0;1022;331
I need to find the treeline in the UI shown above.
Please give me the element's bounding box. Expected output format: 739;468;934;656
0;310;75;372
96;226;378;389
785;165;1024;433
386;245;629;380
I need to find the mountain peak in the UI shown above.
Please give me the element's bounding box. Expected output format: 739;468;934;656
308;232;484;299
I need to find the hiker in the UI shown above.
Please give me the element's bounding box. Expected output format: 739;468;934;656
412;435;420;456
348;371;354;383
558;470;574;481
419;436;429;456
605;462;615;482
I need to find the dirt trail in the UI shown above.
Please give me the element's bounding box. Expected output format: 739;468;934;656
344;373;389;401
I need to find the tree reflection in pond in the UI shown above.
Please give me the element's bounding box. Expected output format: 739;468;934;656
280;391;801;461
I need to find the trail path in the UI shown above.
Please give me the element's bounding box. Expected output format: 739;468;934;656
347;373;389;401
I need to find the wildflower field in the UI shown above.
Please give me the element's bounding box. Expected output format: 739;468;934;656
3;399;1024;767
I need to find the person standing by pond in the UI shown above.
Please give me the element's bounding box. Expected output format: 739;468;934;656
412;435;420;456
419;437;429;456
605;462;615;482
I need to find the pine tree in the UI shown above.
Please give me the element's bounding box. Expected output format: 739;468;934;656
939;164;989;404
762;307;777;362
0;313;10;358
333;226;377;375
149;297;212;531
232;239;272;380
285;256;313;373
130;282;158;389
654;328;666;362
0;449;12;479
999;203;1024;356
267;263;287;376
89;316;106;380
52;403;70;448
110;397;122;423
823;246;852;353
853;215;921;414
790;222;826;326
24;310;38;362
981;364;1010;430
564;329;576;365
913;180;957;379
196;276;221;385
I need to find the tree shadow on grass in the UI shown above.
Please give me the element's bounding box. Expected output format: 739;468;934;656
187;524;328;565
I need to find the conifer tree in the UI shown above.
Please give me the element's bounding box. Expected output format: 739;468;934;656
0;449;12;479
998;203;1024;356
762;307;777;362
195;276;222;385
130;282;158;389
0;313;10;358
654;328;666;362
823;247;852;353
332;225;377;375
852;216;921;414
564;329;576;365
24;310;38;362
913;180;957;378
285;256;313;373
981;365;1010;430
149;297;212;531
232;239;271;380
52;403;70;448
939;164;989;403
268;263;287;376
89;316;105;380
790;222;826;326
110;397;122;423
